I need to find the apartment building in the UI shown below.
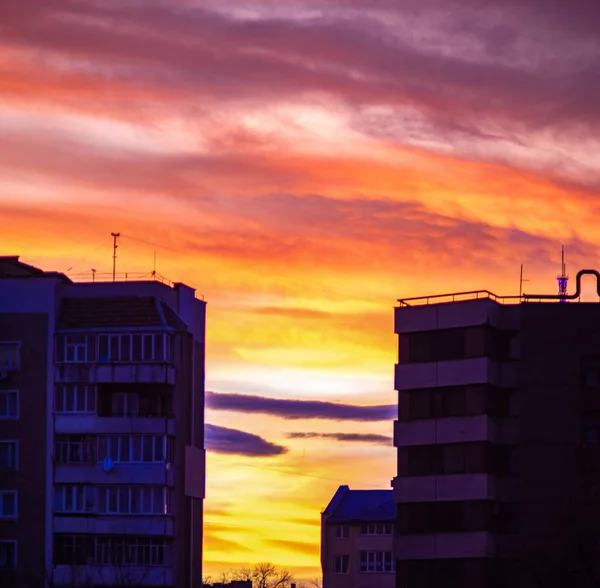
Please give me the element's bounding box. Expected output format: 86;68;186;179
393;271;600;588
321;485;395;588
0;256;206;588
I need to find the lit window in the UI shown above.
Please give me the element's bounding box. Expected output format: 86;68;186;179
0;391;18;419
0;491;17;519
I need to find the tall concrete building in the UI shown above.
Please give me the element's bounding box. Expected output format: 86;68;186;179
393;271;600;588
0;256;206;588
321;486;395;588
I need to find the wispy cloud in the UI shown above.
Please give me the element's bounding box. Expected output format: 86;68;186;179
206;391;397;421
205;424;288;457
286;432;392;445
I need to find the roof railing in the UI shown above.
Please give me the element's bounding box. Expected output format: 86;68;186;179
397;290;567;307
398;269;600;307
67;271;205;300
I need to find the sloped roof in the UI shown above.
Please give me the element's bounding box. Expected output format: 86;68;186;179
58;296;185;329
323;485;395;523
0;256;71;282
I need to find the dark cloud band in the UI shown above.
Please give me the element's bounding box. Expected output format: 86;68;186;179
206;391;397;421
286;432;392;445
205;424;288;457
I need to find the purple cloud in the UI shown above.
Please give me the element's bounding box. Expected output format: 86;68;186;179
205;424;288;457
286;432;392;445
206;392;397;421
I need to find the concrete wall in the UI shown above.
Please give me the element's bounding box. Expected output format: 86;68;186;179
0;276;59;588
322;523;394;588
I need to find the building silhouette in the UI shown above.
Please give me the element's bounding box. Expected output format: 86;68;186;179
321;485;395;588
394;274;600;587
0;256;206;588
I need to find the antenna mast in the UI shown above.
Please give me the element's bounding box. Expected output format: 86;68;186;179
111;232;120;282
557;245;569;303
519;264;529;298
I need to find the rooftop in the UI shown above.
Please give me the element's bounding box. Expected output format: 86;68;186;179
397;269;600;307
323;485;395;523
58;296;186;329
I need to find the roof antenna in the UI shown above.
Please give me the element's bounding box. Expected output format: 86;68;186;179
519;264;529;299
111;232;120;282
557;245;569;303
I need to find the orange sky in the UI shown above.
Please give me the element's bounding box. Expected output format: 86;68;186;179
2;0;600;580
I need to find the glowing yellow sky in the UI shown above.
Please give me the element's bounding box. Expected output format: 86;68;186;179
2;0;600;580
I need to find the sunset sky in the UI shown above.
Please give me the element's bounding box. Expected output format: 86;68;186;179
2;0;600;580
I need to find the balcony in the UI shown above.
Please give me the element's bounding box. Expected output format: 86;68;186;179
55;383;175;435
393;416;518;447
55;416;175;435
52;565;173;587
393;474;519;503
53;516;174;535
395;531;496;559
55;462;175;486
54;333;176;384
55;363;175;385
395;358;508;391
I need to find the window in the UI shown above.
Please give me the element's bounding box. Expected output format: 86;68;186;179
111;393;139;416
53;535;95;565
408;390;432;420
0;541;16;570
94;536;170;566
0;342;20;371
334;555;349;574
360;551;394;573
435;387;466;417
401;443;504;477
54;486;95;513
55;435;96;464
0;441;18;470
442;445;465;474
0;390;18;419
402;327;509;365
408;332;434;363
56;335;96;363
333;525;349;538
408;445;435;476
98;333;171;363
97;435;173;463
0;491;17;519
97;486;171;515
360;523;393;535
435;329;466;361
55;385;96;414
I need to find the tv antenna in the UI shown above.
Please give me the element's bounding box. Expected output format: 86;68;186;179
111;232;120;282
519;264;529;298
557;245;569;303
